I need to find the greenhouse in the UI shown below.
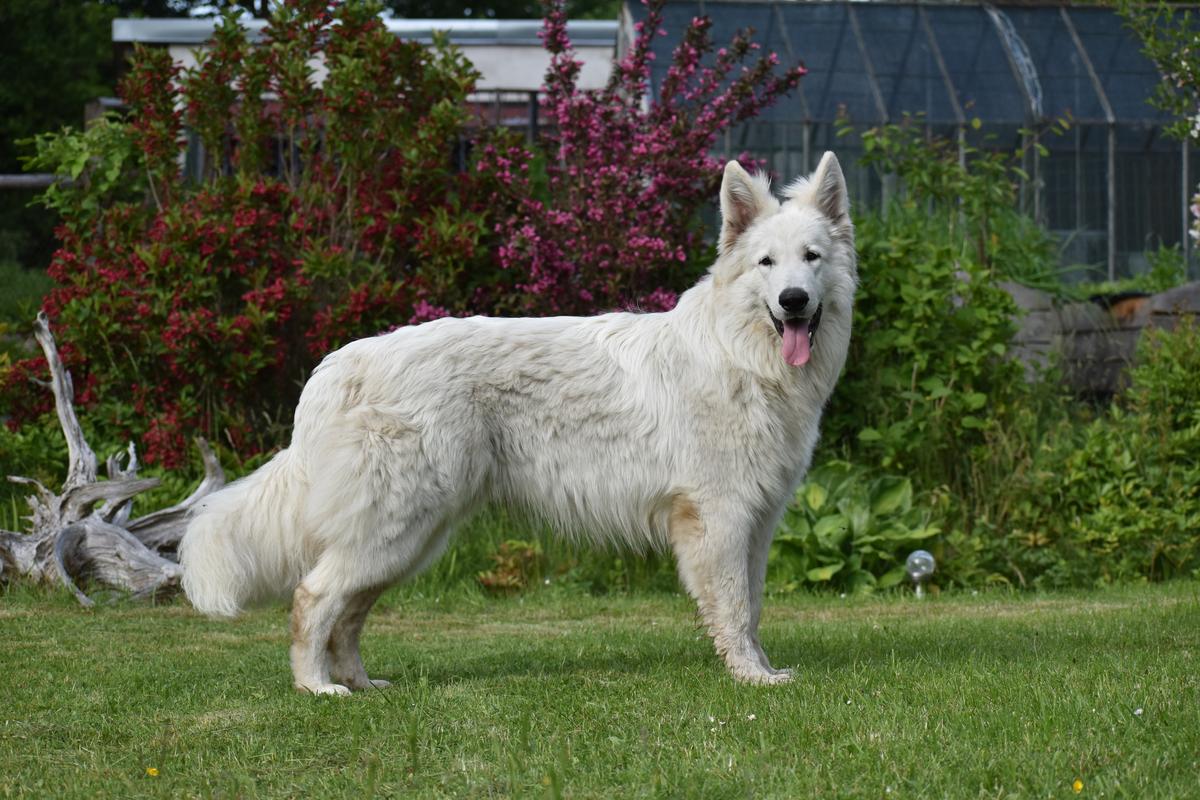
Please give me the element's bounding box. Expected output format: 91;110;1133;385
626;0;1191;280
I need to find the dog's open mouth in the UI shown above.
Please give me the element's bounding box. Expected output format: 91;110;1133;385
767;302;823;368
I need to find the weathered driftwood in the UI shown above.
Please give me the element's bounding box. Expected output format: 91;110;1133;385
0;312;226;605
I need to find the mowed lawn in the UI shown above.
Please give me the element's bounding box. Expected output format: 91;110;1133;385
1;582;1197;799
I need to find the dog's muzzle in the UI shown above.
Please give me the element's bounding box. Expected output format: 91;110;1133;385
767;302;823;343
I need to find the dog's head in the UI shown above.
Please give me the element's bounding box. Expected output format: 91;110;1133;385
711;152;857;368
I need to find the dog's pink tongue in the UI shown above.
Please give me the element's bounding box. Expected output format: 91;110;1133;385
782;320;811;367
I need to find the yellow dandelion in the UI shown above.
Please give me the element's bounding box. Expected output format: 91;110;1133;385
146;767;159;777
1073;778;1083;793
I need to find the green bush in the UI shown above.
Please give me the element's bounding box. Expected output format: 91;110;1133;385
825;118;1053;494
989;319;1200;586
768;462;940;594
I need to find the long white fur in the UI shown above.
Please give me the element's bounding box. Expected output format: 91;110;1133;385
179;152;857;694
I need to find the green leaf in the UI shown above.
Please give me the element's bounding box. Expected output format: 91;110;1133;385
910;525;941;540
878;565;907;588
806;561;845;582
804;482;828;512
858;427;883;442
780;516;811;538
839;500;871;538
813;514;850;546
870;477;913;516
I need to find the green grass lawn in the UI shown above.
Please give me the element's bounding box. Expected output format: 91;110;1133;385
1;582;1197;799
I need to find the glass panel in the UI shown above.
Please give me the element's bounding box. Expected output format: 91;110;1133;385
854;4;959;124
1068;8;1171;124
924;6;1028;124
1003;8;1107;124
778;3;880;123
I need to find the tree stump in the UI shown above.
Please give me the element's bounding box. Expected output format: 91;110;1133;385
0;312;225;606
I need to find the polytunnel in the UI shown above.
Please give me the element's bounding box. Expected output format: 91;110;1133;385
625;1;1192;279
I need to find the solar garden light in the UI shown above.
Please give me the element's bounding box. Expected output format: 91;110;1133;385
905;550;935;598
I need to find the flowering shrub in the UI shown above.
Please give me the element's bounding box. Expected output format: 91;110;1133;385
485;1;804;314
8;3;511;465
4;0;803;465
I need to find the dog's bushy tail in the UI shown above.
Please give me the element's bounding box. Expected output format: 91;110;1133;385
180;448;309;617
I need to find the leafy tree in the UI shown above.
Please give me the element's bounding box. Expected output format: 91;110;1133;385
0;1;117;266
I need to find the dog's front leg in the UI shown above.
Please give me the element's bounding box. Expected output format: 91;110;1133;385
746;514;792;679
669;496;792;685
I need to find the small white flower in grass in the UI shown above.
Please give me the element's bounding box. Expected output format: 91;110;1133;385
707;715;715;723
1134;707;1144;717
746;714;757;721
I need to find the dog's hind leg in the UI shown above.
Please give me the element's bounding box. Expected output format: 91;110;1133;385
322;521;456;692
669;496;791;686
290;543;400;695
290;577;354;695
327;585;388;690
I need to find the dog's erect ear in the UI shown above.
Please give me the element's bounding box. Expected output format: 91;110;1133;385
719;161;774;255
786;151;849;226
811;151;850;224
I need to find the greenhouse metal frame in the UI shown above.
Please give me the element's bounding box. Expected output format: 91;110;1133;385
630;1;1192;280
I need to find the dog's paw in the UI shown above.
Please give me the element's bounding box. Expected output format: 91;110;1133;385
303;683;352;697
334;676;393;691
764;667;794;684
748;669;794;686
730;665;794;686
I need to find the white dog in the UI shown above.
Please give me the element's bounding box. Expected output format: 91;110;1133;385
180;152;856;693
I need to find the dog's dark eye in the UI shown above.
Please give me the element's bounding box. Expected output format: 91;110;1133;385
758;256;774;267
804;250;820;263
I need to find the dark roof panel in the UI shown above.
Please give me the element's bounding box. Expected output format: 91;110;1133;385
777;2;876;122
1067;7;1172;125
853;4;959;124
636;1;1169;127
1003;7;1108;124
923;5;1028;124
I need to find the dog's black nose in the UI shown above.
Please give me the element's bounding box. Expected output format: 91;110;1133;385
778;288;810;315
